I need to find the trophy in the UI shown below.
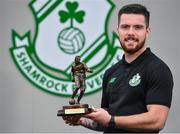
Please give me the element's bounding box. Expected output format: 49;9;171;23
57;56;93;116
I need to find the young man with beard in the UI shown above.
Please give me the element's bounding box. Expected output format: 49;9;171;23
62;4;173;133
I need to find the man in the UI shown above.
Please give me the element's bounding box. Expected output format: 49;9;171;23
63;4;173;133
69;56;93;105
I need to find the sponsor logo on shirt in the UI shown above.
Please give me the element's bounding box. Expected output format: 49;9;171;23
109;77;116;83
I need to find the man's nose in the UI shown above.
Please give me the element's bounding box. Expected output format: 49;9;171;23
127;27;135;35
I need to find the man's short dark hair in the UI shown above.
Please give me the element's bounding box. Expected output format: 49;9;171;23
118;4;150;27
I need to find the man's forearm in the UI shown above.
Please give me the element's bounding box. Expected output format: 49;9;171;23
80;118;104;131
115;110;167;132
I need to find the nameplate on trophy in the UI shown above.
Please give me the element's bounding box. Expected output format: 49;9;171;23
65;108;85;114
57;104;92;116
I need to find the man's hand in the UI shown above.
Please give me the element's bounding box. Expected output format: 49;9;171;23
62;115;82;126
84;108;111;127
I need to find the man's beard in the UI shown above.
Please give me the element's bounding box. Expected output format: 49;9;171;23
120;37;146;54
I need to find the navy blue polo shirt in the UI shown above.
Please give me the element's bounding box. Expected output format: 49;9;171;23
101;48;173;133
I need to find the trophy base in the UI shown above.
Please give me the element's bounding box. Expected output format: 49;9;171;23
57;104;92;116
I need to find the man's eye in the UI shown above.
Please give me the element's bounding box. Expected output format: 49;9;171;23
134;25;144;30
120;25;129;29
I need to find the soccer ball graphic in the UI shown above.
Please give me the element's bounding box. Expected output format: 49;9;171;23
57;27;85;54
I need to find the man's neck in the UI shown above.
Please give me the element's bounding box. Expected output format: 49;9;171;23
124;46;146;63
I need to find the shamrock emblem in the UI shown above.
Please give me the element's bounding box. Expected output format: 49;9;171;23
57;1;86;54
58;1;85;27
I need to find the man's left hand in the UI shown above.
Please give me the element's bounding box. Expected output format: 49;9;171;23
84;108;111;127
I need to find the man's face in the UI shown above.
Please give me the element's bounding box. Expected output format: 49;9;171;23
117;14;150;54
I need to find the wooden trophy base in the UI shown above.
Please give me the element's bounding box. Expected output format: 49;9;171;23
57;104;92;116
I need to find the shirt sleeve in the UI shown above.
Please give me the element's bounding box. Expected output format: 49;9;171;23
146;64;174;108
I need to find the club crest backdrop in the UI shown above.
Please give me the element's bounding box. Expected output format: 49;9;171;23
10;0;124;97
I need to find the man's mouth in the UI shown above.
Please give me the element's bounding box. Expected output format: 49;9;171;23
124;37;139;42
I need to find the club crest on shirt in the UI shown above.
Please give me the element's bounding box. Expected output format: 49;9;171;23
129;73;141;87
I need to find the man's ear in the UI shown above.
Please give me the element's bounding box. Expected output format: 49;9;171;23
146;27;151;34
117;25;120;36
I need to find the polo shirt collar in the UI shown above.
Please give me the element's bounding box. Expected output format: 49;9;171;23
122;48;151;66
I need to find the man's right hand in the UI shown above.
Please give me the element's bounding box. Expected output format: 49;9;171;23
62;115;82;126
